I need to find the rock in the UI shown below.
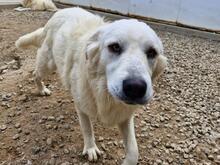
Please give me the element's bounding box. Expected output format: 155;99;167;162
0;125;7;131
38;119;45;124
101;143;107;151
17;128;22;133
64;148;69;154
98;136;104;142
2;93;11;101
24;130;30;135
32;146;41;154
19;95;29;102
208;154;214;161
61;162;70;165
82;163;89;165
42;116;47;120
12;134;20;140
46;138;53;146
0;65;8;74
46;124;52;129
48;158;56;165
63;124;70;129
48;116;55;121
155;159;162;164
15;123;21;128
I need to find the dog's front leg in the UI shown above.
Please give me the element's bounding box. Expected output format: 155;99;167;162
118;116;138;165
77;111;101;161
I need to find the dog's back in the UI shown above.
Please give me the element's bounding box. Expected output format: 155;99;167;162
16;7;105;89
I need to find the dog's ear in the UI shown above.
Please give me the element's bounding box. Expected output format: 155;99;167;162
85;30;100;60
152;55;167;81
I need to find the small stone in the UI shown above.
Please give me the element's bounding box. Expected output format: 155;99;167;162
49;158;56;165
0;65;8;73
63;124;70;129
32;146;41;154
46;138;53;146
64;148;70;154
42;116;47;120
113;141;118;146
15;123;21;128
98;136;104;142
208;154;214;161
101;143;107;151
17;128;22;133
53;125;58;130
13;134;20;140
46;124;52;129
59;144;64;148
24;130;30;135
0;125;7;131
19;95;29;102
48;116;55;121
0;76;4;81
155;159;162;164
38;119;45;124
61;162;70;165
183;153;189;159
160;116;165;122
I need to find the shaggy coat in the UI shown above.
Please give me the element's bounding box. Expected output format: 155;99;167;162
16;8;167;165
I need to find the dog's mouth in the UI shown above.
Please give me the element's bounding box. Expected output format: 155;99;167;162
114;94;151;105
121;96;149;105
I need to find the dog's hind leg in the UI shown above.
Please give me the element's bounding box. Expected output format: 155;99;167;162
33;42;55;96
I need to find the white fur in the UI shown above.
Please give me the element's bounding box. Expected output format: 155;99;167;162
16;8;167;164
21;0;58;11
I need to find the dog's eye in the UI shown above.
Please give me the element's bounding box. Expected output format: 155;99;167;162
146;47;157;59
108;43;122;54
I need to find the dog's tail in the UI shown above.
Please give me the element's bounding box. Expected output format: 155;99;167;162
15;27;45;49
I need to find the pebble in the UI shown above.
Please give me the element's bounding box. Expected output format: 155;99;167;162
0;125;7;131
64;148;70;154
46;138;53;146
61;162;70;165
48;116;55;121
98;136;104;142
46;124;52;129
24;130;30;135
208;154;214;161
82;163;89;165
15;123;21;128
48;158;56;165
12;134;20;140
32;146;41;154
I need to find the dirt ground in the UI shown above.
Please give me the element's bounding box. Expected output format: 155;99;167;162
0;9;220;165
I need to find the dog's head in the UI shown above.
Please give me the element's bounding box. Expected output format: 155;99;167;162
86;19;167;105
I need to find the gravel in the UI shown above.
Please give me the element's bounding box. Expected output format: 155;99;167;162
0;9;219;165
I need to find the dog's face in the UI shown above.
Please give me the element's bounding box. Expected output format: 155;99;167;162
86;19;166;105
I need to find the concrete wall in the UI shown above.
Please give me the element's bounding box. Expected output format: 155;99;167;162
55;0;220;32
0;0;21;5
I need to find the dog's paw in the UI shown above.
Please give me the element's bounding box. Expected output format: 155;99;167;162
39;87;51;96
83;145;102;161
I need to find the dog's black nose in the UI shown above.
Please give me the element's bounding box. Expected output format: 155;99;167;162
123;78;147;100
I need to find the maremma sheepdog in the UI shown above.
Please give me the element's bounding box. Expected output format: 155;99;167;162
16;7;167;165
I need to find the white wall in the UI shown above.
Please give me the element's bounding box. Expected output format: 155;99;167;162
55;0;220;32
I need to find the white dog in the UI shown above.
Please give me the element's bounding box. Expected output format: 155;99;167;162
16;8;167;165
17;0;58;11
